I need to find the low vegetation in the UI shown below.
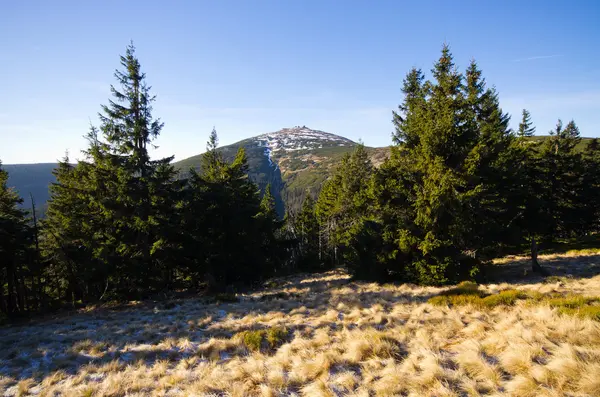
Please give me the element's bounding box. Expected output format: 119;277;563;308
1;252;600;396
429;281;600;321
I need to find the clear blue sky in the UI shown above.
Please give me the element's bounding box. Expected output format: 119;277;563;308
1;0;599;163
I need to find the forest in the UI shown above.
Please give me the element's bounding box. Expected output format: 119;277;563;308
1;43;599;319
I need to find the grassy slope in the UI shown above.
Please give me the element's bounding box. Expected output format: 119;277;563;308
2;251;600;396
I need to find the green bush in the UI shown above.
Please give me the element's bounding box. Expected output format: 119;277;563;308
428;294;482;307
545;295;599;309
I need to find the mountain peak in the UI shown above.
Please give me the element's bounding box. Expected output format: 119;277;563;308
255;126;355;153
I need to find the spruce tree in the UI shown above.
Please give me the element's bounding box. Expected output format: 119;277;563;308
42;155;90;302
293;195;320;270
518;109;536;137
73;43;177;298
582;139;600;233
315;144;374;268
377;46;516;284
0;162;32;314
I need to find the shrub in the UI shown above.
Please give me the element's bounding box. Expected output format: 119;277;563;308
428;294;483;307
545;295;599;309
241;330;265;351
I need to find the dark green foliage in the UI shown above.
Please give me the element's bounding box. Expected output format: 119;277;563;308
315;144;375;270
0;162;36;315
21;43;286;313
3;42;600;319
291;195;321;271
367;47;515;284
42;43;182;300
180;131;286;292
326;46;600;285
429;286;529;308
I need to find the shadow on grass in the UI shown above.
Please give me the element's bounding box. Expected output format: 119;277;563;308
480;254;600;285
1;251;599;388
0;271;435;386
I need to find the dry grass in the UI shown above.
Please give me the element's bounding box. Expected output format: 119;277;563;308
1;252;600;396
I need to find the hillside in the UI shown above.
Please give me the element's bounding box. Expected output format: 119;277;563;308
175;126;390;214
4;134;597;215
3;163;58;212
1;250;599;396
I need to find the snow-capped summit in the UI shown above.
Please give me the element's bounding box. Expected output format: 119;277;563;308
254;126;355;153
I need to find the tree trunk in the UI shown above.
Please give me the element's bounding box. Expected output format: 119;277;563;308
531;235;543;273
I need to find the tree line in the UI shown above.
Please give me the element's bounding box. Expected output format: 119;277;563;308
0;44;286;317
293;46;600;284
1;44;599;318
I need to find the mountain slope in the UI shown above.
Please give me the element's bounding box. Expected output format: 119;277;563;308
4;163;58;211
175;126;390;214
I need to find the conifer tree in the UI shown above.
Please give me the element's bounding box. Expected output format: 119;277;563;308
518;109;536;137
0;162;33;314
537;120;584;240
316;144;374;267
55;43;179;298
202;127;227;182
293;195;320;270
375;46;516;284
42;155;90;302
582;139;600;233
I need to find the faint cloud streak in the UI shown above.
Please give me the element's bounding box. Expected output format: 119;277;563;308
511;54;564;63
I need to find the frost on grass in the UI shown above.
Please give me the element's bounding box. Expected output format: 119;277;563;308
1;252;600;396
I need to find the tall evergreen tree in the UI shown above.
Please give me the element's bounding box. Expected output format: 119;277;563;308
293;195;320;270
315;144;374;268
43;43;179;299
582;139;600;233
374;46;516;284
0;162;33;315
42;154;90;302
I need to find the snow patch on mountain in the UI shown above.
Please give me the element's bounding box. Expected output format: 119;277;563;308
254;126;355;154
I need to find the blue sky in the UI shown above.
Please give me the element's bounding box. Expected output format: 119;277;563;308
1;0;599;163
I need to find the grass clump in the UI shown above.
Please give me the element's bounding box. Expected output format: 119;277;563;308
429;284;528;308
480;290;528;307
236;326;289;352
544;295;600;321
557;306;600;321
440;281;482;296
69;339;107;355
429;284;600;321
